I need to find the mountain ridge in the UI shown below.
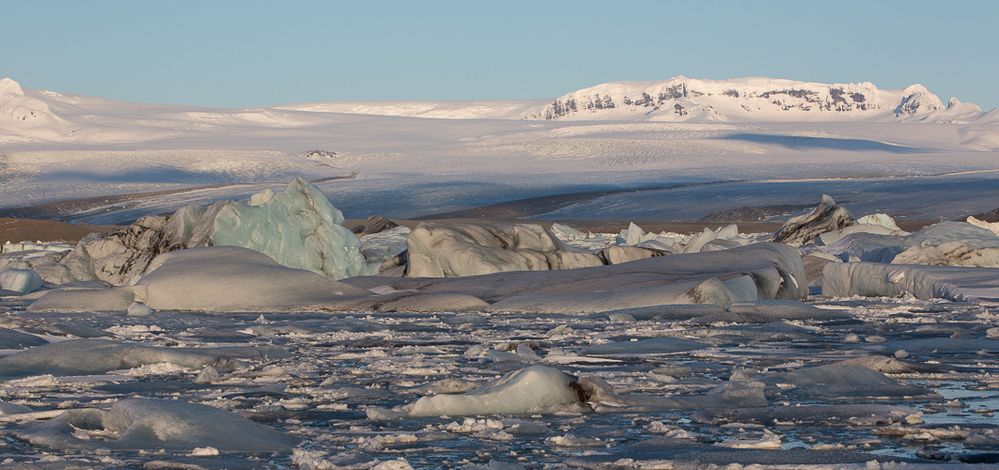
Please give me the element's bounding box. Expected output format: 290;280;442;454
532;76;986;123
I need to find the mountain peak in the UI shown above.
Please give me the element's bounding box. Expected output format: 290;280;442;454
0;77;25;97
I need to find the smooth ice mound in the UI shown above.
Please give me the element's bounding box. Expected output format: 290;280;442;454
0;338;288;377
404;365;587;417
347;243;807;313
15;398;299;451
822;262;999;303
30;247;371;313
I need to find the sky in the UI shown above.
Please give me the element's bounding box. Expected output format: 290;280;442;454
2;1;997;109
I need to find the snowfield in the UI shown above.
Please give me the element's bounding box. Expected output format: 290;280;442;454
1;76;997;223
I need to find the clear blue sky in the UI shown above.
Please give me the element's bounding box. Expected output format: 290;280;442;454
3;1;997;109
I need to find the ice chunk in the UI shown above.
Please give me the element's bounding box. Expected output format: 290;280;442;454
15;398;298;451
359;225;411;268
406;222;603;277
405;366;587;416
135;247;370;312
772;194;854;246
857;213;903;231
0;338;288;377
0;268;42;294
486;277;745;312
582;337;707;355
28;286;136;312
891;221;999;267
760;363;935;400
346;243;807;314
967;215;999;236
549;222;587;242
189;178;374;279
0;328;48;349
600;245;661;264
31;247;372;313
822;262;999;303
56;178;374;285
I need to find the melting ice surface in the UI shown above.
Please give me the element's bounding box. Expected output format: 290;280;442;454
0;293;995;468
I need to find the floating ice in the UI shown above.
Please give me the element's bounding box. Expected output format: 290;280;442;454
772;194;853;246
347;243;807;313
0;339;288;377
407;222;602;277
55;178;374;286
404;365;587;417
31;247;371;313
0;268;42;294
188;178;374;279
822;262;999;303
15;398;298;451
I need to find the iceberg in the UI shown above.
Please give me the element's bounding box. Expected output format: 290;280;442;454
56;178;374;286
822;262;999;303
405;366;588;416
347;243;807;313
0;338;288;378
31;247;371;313
772;194;853;246
406;222;603;277
15;398;299;451
0;268;43;294
187;178;373;279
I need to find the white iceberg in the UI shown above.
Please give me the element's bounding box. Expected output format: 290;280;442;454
822;262;999;303
406;222;602;278
31;246;371;313
405;365;587;417
15;398;299;451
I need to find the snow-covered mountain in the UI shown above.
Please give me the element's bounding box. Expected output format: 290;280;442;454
531;76;985;123
0;75;996;150
0;78;69;141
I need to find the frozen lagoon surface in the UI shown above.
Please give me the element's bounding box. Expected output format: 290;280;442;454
1;78;998;468
0;295;995;468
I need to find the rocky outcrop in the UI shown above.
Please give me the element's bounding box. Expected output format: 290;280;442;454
772;195;854;246
406;222;603;278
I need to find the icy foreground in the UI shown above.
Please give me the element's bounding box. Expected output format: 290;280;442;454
0;293;995;467
0;190;998;466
